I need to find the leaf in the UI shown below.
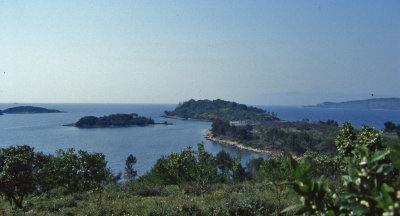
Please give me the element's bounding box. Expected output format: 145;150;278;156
299;182;309;193
372;150;390;163
374;184;394;209
386;142;400;169
324;210;336;216
280;204;303;214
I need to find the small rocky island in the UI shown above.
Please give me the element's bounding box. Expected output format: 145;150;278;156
2;106;63;114
65;113;170;128
163;99;279;122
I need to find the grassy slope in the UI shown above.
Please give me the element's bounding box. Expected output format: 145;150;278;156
1;182;298;215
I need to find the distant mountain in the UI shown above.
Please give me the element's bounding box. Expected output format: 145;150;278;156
306;98;400;110
3;106;63;114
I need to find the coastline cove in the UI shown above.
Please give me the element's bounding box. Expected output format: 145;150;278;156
0;103;399;176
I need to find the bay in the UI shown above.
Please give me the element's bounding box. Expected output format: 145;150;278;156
0;103;399;176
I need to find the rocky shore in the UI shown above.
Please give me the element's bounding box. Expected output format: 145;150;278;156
204;129;301;160
161;115;212;122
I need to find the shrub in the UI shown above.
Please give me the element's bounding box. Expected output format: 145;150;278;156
301;151;340;179
284;123;400;215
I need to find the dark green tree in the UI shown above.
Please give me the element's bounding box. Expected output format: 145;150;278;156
143;143;220;191
50;148;110;194
0;145;37;208
211;119;230;136
384;121;397;132
195;143;218;196
215;150;232;173
125;154;137;180
78;150;111;192
33;152;54;194
245;157;264;178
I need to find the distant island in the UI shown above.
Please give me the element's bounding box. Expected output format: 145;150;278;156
65;113;170;128
305;97;400;110
2;106;63;114
163;99;279;121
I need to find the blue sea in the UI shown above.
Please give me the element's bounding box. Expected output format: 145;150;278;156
0;103;399;176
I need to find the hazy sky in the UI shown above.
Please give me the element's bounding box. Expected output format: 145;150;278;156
0;0;399;105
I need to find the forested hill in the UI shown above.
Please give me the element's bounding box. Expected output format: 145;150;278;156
67;113;166;128
306;97;400;110
3;106;63;114
163;99;279;121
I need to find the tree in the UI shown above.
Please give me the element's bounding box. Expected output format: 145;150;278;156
50;148;81;194
211;119;230;136
33;152;54;194
335;121;357;157
245;157;264;178
0;145;37;208
142;143;220;192
256;155;295;208
78;150;111;192
50;148;110;194
384;121;397;133
125;154;137;180
215;150;232;173
195;143;218;196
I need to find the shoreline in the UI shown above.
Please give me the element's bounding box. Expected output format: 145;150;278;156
63;122;172;128
161;115;280;125
161;115;212;122
204;129;301;160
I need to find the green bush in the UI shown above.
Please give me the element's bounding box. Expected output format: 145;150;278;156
301;151;340;179
127;182;164;196
284;122;400;215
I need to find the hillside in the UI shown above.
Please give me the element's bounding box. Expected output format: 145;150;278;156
2;106;63;114
163;99;279;121
306;97;400;110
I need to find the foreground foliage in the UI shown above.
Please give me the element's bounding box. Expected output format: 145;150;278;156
1;182;298;215
284;122;400;215
1;122;400;215
0;146;110;209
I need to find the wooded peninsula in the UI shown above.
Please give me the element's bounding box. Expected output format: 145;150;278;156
207;119;340;158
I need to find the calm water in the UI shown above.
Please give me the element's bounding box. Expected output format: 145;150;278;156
0;103;399;176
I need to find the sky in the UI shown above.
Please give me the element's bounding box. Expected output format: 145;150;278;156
0;0;399;105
